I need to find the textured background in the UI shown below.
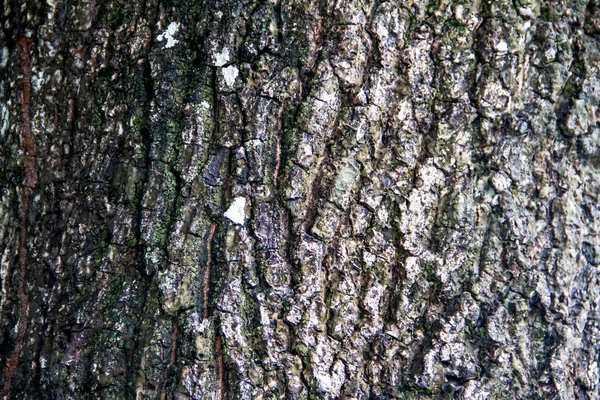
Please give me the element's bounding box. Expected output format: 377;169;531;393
1;0;599;398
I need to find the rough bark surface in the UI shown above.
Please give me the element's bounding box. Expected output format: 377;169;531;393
1;0;599;398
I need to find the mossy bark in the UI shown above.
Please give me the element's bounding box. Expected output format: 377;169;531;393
1;0;599;398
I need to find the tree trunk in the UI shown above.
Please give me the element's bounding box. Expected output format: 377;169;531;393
1;0;599;398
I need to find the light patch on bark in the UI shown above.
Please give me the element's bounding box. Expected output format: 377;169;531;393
222;65;238;87
214;48;230;67
157;22;180;48
496;41;508;52
224;197;246;225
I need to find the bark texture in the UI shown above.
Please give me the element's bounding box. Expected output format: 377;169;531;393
1;0;600;398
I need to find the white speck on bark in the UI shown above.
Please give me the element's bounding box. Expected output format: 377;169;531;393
224;197;246;225
157;22;181;49
215;48;230;67
222;65;239;87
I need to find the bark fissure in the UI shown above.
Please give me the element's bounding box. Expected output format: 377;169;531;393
203;221;218;319
159;315;179;400
1;36;38;397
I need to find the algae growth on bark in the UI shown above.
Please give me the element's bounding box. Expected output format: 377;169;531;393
1;0;599;398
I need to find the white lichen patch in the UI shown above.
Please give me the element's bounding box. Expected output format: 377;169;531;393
214;48;230;67
496;40;508;52
222;65;239;87
224;196;246;225
157;22;181;49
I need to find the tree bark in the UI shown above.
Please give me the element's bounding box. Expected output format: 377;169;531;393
1;0;599;398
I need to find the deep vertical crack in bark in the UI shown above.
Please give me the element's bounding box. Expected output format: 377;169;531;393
203;221;218;319
273;100;286;187
16;37;38;192
1;36;38;398
160;316;179;400
216;332;226;400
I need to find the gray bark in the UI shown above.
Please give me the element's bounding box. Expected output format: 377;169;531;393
1;0;599;398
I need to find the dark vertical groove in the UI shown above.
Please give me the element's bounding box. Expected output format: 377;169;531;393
159;315;179;400
203;221;218;319
126;2;161;397
216;331;226;400
1;35;38;398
